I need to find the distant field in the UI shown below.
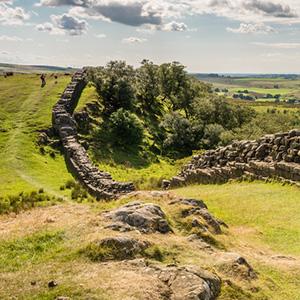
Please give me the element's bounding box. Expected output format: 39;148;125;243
0;62;77;74
198;75;300;103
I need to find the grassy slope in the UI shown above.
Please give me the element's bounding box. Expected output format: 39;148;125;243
76;84;187;189
175;182;300;299
0;76;300;299
0;183;299;299
0;74;73;197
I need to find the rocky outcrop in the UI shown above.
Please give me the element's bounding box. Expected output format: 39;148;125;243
104;201;172;233
169;198;226;234
155;265;221;300
164;130;300;188
86;236;151;261
52;70;135;200
214;253;257;281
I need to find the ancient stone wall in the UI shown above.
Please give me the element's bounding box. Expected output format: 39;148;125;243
165;130;300;188
52;70;135;199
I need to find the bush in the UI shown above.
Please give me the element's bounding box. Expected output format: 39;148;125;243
161;112;198;157
0;191;63;214
108;108;144;147
202;124;225;148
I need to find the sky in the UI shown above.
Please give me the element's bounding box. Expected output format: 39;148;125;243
1;0;300;73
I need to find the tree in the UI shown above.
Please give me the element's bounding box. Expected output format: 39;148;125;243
159;62;189;110
135;60;160;113
108;108;144;147
202;124;225;148
93;61;136;115
160;112;197;156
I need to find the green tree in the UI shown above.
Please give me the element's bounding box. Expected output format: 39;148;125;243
108;108;144;147
160;112;197;156
135;60;160;114
93;61;136;115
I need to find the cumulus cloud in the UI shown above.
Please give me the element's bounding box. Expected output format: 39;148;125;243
161;21;188;32
227;23;276;34
0;2;30;25
37;0;179;27
122;36;147;43
36;0;91;6
36;13;88;35
35;0;300;29
243;0;297;18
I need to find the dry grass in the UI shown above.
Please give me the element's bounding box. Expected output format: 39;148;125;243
0;188;299;299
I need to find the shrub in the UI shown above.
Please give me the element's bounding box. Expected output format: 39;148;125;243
0;191;61;214
71;183;88;201
202;124;225;149
108;108;144;147
161;112;197;157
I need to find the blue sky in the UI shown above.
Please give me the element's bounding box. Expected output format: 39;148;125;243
1;0;300;73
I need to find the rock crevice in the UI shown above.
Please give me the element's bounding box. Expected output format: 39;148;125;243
52;70;135;199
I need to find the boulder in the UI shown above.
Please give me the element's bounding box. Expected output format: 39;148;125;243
215;253;257;281
104;201;172;233
86;236;150;261
154;265;221;300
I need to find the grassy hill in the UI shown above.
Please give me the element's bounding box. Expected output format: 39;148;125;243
0;73;73;197
0;73;299;299
0;62;77;74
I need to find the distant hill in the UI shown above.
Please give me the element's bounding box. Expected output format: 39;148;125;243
0;62;78;74
193;73;300;80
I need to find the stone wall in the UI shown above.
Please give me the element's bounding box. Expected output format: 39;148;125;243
164;130;300;189
52;70;135;200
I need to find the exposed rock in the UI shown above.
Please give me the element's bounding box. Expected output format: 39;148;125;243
52;70;135;200
87;236;150;261
187;234;214;252
215;253;257;281
170;198;225;234
148;264;221;300
104;201;172;234
166;130;300;188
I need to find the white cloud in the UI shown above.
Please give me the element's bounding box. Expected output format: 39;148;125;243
122;36;147;43
35;0;300;29
227;23;276;34
161;21;188;32
36;13;88;35
0;2;30;25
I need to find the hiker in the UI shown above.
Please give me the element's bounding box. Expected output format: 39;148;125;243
40;74;46;87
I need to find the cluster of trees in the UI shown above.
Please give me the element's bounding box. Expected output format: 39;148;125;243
87;60;255;157
233;93;255;101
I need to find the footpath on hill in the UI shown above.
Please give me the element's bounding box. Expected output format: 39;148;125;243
0;74;72;197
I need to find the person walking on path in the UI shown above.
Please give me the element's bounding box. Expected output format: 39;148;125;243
40;74;46;87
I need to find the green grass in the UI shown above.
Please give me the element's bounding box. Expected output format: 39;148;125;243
0;230;65;272
175;181;300;256
0;74;73;197
230;87;292;95
96;156;187;189
74;82;99;112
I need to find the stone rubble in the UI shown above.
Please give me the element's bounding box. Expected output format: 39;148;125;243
164;129;300;188
52;70;135;200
